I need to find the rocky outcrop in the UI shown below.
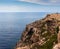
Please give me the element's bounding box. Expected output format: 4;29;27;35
53;43;60;49
15;13;60;49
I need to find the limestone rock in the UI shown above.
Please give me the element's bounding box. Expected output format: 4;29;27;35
15;13;60;49
53;43;60;49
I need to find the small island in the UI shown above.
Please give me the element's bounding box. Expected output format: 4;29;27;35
15;13;60;49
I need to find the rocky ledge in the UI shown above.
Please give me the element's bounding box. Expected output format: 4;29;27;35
15;13;60;49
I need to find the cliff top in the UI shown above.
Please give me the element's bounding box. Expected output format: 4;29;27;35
27;13;60;28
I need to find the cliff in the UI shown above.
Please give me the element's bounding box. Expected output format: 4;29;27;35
15;13;60;49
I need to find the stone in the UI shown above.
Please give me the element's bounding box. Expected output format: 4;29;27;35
15;13;60;49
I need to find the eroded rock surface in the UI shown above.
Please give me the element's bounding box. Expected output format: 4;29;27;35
53;43;60;49
15;13;60;49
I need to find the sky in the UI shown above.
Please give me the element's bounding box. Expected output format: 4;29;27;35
0;0;60;12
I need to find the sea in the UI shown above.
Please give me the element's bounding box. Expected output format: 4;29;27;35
0;12;52;49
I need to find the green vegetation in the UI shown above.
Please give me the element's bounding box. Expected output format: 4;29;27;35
56;26;59;33
41;29;46;35
40;22;47;35
42;31;51;37
31;33;57;49
35;22;58;49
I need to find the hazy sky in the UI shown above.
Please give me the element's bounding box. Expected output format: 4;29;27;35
0;0;60;12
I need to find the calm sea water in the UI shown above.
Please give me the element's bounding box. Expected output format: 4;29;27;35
0;12;50;49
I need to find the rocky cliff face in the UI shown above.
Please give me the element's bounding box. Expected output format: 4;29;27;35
15;13;60;49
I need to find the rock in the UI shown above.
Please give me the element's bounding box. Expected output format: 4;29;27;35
16;46;30;49
53;43;60;49
15;13;60;49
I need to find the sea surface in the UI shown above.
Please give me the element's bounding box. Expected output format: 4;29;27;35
0;12;51;49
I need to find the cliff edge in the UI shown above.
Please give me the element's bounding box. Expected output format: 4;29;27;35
15;13;60;49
